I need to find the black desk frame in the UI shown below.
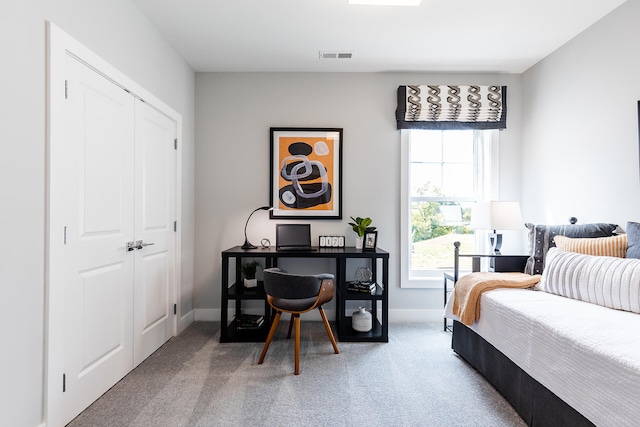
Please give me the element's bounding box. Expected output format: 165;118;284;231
220;246;389;343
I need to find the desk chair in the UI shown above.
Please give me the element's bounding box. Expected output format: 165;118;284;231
258;268;339;375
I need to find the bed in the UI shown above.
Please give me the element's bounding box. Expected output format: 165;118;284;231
444;222;640;427
446;288;640;426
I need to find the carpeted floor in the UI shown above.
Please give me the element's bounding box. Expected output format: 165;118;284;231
66;321;526;427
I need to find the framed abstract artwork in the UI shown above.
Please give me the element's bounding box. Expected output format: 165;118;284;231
270;127;343;219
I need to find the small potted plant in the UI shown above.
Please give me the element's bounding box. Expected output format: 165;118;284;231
240;260;260;289
349;216;376;249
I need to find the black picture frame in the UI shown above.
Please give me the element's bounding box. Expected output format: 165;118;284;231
270;127;343;219
363;231;378;251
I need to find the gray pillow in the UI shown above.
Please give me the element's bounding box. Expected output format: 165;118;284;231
524;222;618;275
627;221;640;259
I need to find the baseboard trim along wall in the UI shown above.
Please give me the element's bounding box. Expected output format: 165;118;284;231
178;310;195;334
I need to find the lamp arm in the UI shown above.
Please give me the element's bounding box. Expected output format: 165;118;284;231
242;206;271;249
243;207;261;238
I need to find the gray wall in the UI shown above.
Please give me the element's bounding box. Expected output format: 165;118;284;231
1;1;195;426
194;72;523;320
521;0;639;227
4;0;636;424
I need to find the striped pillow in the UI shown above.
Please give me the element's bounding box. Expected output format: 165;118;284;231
553;234;627;258
540;248;640;313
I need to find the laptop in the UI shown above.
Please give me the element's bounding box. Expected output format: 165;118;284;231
276;224;316;251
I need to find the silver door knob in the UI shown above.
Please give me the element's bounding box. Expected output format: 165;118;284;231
136;241;155;249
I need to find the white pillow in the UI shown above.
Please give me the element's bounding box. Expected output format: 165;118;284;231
540;248;640;313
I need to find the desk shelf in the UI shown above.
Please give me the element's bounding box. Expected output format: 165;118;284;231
224;318;270;342
338;317;383;342
227;282;266;299
220;246;389;343
338;284;386;341
343;284;384;299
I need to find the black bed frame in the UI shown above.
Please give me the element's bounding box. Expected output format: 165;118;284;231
451;321;594;426
451;242;595;427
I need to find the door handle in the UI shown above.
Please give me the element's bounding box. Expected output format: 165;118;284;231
136;241;155;250
127;240;155;251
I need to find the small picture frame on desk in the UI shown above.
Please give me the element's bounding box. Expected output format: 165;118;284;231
363;231;377;251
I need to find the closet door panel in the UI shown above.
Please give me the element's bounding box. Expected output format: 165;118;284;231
60;54;135;424
133;100;176;366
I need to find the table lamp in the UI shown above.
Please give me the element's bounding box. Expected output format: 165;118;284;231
471;201;523;255
241;206;272;249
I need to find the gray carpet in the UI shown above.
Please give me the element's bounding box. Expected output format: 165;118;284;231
67;321;526;427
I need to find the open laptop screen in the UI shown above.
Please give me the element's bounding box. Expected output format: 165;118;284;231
276;224;312;249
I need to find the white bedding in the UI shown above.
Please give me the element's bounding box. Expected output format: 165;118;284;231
445;288;640;427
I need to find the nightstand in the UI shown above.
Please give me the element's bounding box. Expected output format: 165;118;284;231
443;252;529;331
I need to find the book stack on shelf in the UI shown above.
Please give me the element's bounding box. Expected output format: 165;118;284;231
235;314;264;330
347;281;377;294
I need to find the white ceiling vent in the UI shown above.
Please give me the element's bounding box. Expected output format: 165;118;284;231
319;51;354;60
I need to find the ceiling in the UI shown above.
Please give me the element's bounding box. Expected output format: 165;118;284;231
131;0;627;74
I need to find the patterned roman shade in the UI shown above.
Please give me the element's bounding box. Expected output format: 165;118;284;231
396;85;507;130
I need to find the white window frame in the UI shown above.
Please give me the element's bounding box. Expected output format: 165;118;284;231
400;129;499;288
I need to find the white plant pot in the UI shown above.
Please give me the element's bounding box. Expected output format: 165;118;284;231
243;278;257;289
355;236;363;250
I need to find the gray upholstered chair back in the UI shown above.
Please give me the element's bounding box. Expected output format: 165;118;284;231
259;268;339;374
263;268;334;299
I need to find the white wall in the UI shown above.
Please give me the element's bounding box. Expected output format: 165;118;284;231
0;1;194;426
194;72;523;321
521;0;639;228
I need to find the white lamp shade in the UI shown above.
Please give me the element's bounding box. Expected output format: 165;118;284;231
471;201;524;231
439;205;463;226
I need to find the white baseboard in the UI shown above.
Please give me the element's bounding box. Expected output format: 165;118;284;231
388;309;443;323
194;308;219;321
177;309;195;334
193;308;443;323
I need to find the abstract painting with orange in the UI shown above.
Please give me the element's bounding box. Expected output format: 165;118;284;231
277;136;334;211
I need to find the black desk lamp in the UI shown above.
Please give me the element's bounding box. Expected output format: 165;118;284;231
241;206;272;249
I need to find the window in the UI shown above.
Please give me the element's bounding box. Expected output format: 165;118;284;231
400;129;497;288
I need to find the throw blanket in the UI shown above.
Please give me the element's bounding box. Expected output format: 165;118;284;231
453;272;542;326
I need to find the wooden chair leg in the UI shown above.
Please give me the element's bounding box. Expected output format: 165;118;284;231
294;314;301;375
319;307;339;354
259;311;281;364
287;313;294;339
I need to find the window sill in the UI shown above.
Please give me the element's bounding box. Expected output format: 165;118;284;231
401;275;445;289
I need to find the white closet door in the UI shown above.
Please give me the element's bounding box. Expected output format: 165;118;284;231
48;25;181;427
60;54;135;422
55;58;177;426
133;100;176;365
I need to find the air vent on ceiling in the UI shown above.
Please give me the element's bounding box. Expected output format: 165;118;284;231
319;51;355;60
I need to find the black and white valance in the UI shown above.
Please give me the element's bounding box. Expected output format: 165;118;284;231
396;85;507;130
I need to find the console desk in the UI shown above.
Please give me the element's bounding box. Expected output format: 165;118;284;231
220;246;389;343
